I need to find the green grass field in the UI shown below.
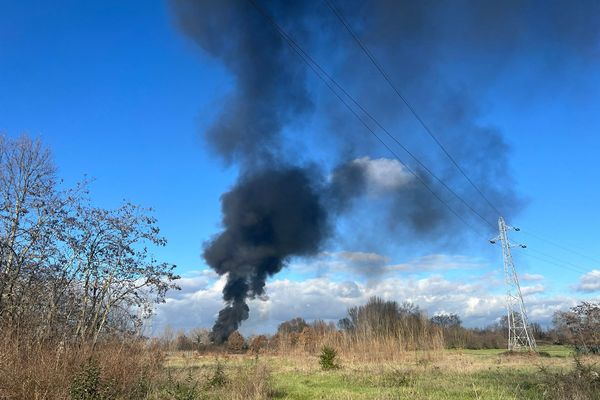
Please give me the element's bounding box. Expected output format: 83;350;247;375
160;346;588;399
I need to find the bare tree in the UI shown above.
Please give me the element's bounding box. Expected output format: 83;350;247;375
277;317;308;334
338;297;432;344
0;135;179;345
553;302;600;353
61;201;179;344
0;136;57;329
430;313;461;329
189;327;211;349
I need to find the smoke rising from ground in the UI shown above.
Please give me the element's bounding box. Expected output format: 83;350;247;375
170;0;600;341
203;166;329;342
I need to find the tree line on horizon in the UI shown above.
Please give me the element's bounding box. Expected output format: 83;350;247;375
1;134;597;354
164;296;600;353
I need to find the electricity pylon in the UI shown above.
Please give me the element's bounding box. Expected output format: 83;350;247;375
490;217;537;352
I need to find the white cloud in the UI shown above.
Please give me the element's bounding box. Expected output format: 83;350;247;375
522;273;544;282
577;270;600;292
521;284;545;296
335;251;390;266
352;157;413;194
385;254;485;273
168;270;219;300
149;266;578;336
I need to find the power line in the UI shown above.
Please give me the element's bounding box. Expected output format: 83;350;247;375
490;219;593;279
324;0;504;219
246;0;496;233
246;0;485;236
521;229;600;266
323;0;600;279
525;248;593;275
323;0;600;280
518;251;590;276
247;0;597;279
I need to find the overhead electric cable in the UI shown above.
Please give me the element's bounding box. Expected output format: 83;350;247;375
525;248;592;275
247;0;496;232
246;0;597;279
518;251;590;276
520;229;600;266
321;0;598;279
324;0;504;218
246;0;485;236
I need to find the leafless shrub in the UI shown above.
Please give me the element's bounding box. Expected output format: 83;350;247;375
553;302;600;353
249;335;269;354
175;331;195;351
539;356;600;400
299;326;317;354
0;332;163;400
227;331;246;353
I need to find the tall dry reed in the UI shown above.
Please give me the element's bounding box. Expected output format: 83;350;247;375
0;330;163;400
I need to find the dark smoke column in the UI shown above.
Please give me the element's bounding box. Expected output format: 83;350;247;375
204;167;329;343
170;0;322;343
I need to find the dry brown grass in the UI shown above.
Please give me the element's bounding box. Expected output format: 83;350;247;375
214;363;273;400
161;347;587;400
0;333;163;400
2;328;587;400
272;329;444;363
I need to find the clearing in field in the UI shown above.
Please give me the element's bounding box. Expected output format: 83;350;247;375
156;345;599;400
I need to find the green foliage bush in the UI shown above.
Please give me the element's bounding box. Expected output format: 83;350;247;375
319;346;340;370
166;371;201;400
539;356;600;399
70;359;114;400
206;361;227;388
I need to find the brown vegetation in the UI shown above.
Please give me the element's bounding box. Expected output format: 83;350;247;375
3;135;600;398
227;331;246;353
0;331;163;399
0;136;179;348
552;302;600;353
249;335;269;354
0;135;177;399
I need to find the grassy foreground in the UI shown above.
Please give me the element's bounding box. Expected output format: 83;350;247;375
157;346;593;400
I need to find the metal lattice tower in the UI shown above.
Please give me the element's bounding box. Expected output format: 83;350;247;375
491;217;537;352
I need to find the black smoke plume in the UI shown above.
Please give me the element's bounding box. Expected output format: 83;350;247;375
171;0;313;168
204;166;329;342
170;0;600;341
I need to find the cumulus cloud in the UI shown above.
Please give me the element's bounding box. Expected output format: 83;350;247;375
522;273;544;282
167;269;219;300
521;284;545;296
351;157;413;194
577;270;600;292
148;275;225;335
149;264;578;336
336;251;390;266
385;254;485;273
525;296;579;322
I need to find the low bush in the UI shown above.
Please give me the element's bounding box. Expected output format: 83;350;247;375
206;361;227;388
226;331;246;354
69;359;121;400
165;371;201;400
539;356;600;400
319;346;340;370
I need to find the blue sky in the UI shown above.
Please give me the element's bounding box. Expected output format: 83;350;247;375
1;0;599;334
